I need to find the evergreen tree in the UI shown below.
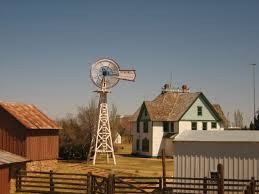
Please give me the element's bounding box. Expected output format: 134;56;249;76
250;121;255;130
255;110;259;130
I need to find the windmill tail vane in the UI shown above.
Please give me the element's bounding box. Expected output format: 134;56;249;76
87;58;136;165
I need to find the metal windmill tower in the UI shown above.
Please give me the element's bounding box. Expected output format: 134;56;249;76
88;58;136;165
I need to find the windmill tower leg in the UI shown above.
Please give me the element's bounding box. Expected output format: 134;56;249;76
93;103;116;165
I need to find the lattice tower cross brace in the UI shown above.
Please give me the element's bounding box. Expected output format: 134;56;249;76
92;78;116;165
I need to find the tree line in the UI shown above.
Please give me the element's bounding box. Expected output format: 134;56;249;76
230;109;259;130
57;98;124;160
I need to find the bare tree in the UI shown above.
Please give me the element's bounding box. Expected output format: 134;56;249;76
109;104;120;142
58;98;98;160
58;99;121;160
234;109;244;128
255;109;259;130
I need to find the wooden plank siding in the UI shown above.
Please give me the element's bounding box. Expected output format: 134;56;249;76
0;109;26;157
26;129;59;160
0;166;10;194
0;108;59;161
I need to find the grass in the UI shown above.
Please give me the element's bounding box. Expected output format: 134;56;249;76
56;143;173;177
13;143;173;193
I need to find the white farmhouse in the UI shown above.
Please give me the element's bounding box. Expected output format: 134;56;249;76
132;84;227;157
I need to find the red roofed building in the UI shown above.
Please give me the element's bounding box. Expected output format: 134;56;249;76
0;102;61;170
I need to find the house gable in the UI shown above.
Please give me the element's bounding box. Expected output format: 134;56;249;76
180;95;219;121
138;103;150;121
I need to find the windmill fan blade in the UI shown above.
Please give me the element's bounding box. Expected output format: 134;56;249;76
118;70;136;81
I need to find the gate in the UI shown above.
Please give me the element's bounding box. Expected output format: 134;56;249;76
114;176;161;193
91;175;109;194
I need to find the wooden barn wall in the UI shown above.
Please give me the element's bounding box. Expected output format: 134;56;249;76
0;109;26;156
0;166;10;194
26;129;59;160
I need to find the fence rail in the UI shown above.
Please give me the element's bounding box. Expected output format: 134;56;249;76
16;170;258;194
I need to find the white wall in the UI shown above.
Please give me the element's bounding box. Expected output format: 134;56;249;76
173;141;259;179
151;122;164;157
178;121;191;134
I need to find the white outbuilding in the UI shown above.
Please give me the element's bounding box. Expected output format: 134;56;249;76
173;130;259;179
114;132;122;144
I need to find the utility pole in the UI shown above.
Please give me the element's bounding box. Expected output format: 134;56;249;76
250;64;256;128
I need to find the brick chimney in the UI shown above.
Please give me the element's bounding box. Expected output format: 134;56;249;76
182;84;190;93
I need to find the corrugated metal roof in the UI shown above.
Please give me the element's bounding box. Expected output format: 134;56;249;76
0;149;29;166
0;102;61;130
173;130;259;142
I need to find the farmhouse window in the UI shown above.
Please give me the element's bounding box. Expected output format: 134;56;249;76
143;121;148;133
211;122;217;129
144;109;147;117
197;106;202;116
136;139;140;151
142;138;149;152
202;122;207;130
192;122;197;130
137;122;140;133
163;121;169;132
171;122;174;132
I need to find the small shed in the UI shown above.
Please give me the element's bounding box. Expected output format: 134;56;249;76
0;149;28;194
114;132;122;144
0;102;61;170
173;130;259;179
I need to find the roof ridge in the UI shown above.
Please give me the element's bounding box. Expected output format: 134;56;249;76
0;101;61;129
0;101;34;106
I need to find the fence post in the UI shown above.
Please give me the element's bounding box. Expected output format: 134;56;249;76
251;177;255;194
16;169;21;192
49;170;54;192
87;172;92;194
107;173;115;194
203;177;208;194
162;149;166;189
244;186;248;194
159;177;163;190
217;164;224;194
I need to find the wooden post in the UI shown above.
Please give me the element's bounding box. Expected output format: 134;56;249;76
87;172;92;194
203;177;208;194
49;170;54;192
247;184;251;194
250;177;255;194
217;164;224;194
162;149;166;189
107;173;115;194
16;169;21;192
244;186;248;194
159;177;163;193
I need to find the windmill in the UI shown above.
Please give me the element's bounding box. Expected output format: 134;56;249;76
88;58;136;165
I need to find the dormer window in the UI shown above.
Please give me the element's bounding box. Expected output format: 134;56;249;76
197;106;202;116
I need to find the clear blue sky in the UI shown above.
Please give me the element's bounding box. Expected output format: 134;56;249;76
0;1;258;125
